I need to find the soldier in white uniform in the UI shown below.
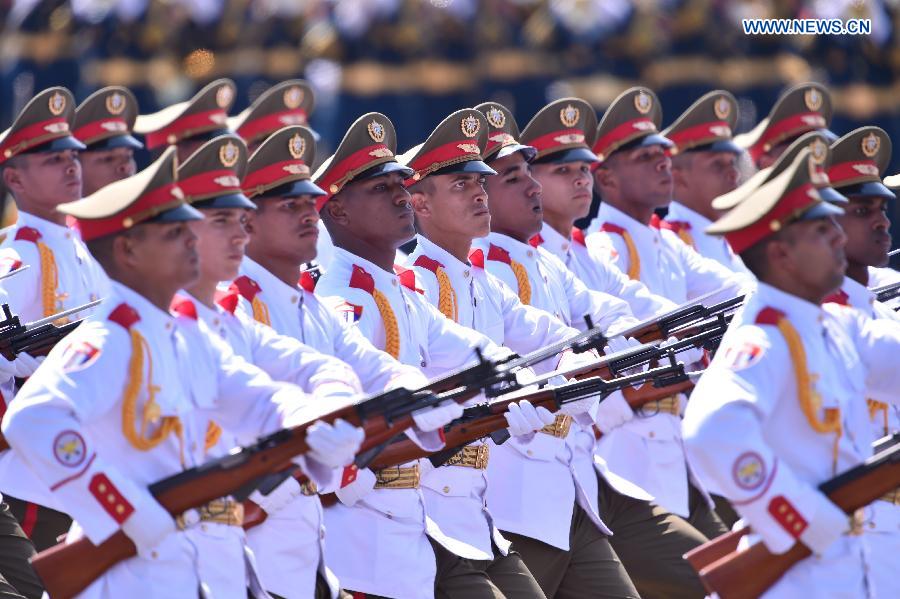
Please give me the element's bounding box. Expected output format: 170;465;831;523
586;87;745;540
314;111;549;599
171;131;366;599
661;90;749;274
1;147;365;599
511;98;678;320
685;147;900;598
72;86;143;196
408;102;716;598
0;87;110;554
819;127;900;598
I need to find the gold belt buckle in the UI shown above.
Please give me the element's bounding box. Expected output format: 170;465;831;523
374;464;421;489
299;480;318;496
539;414;572;438
847;508;866;536
444;444;490;469
176;498;244;529
879;488;900;505
638;395;681;417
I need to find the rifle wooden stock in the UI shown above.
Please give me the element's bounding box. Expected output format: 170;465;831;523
368;379;693;470
30;402;421;599
697;439;900;599
683;528;748;572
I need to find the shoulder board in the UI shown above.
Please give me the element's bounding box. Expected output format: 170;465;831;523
822;290;849;306
660;219;690;233
528;234;544;248
487;244;512;265
468;248;485;269
755;307;786;326
571;227;586;246
394;265;423;293
413;254;443;274
216;289;240;314
170;294;198;320
299;270;317;293
230;275;262;302
14;227;42;243
599;222;626;236
108;303;140;330
349;264;375;294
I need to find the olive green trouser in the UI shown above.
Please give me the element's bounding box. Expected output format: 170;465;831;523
502;504;641;599
345;538;546;598
599;478;727;599
0;502;42;599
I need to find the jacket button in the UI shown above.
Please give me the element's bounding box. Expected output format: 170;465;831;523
151;551;158;559
443;486;450;494
526;450;533;456
648;431;655;438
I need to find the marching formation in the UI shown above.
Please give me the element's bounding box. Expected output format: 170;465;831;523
0;77;897;599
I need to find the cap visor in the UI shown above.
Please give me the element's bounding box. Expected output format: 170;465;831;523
797;201;844;222
817;186;849;205
705;139;744;155
535;146;598;164
148;203;204;223
818;128;839;144
839;181;896;201
495;143;537;162
258;179;327;199
636;133;674;149
193;193;257;210
356;161;415;181
432;160;497;177
29;136;87;153
86;134;144;151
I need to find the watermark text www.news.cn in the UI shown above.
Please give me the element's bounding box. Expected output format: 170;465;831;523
743;18;872;35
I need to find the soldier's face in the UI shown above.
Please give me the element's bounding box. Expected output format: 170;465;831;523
126;221;199;289
79;148;136;196
484;153;543;240
414;172;491;240
836;195;892;269
340;172;416;249
3;150;82;208
190;207;251;282
246;195;319;265
530;160;593;223
778;216;847;296
672;151;739;217
597;144;672;209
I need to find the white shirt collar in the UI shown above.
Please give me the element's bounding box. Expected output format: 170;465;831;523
666;202;713;230
753;282;826;332
241;256;301;297
18;211;77;241
596;202;661;249
412;234;472;282
109;281;175;330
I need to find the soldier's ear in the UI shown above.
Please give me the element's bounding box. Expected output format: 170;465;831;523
592;165;616;193
409;190;431;218
321;195;350;226
2;162;25;196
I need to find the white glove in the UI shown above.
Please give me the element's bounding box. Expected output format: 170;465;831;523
305;419;364;469
248;476;304;516
0;353;43;379
412;400;463;432
335;466;377;507
592;390;634;433
604;336;647;375
504;400;555;438
122;497;177;559
664;335;705;366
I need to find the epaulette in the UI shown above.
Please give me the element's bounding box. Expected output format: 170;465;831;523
170;294;198;320
108;303;140;330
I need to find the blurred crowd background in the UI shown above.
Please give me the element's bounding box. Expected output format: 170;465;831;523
2;0;899;257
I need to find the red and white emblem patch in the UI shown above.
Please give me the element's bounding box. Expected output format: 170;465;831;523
53;430;87;468
60;341;101;372
720;341;764;371
732;451;766;491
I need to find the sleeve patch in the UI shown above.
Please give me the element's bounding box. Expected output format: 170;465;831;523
53;430;87;468
768;495;808;539
720;341;765;371
0;255;22;276
335;301;363;324
89;473;135;524
60;341;102;372
732;451;767;491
